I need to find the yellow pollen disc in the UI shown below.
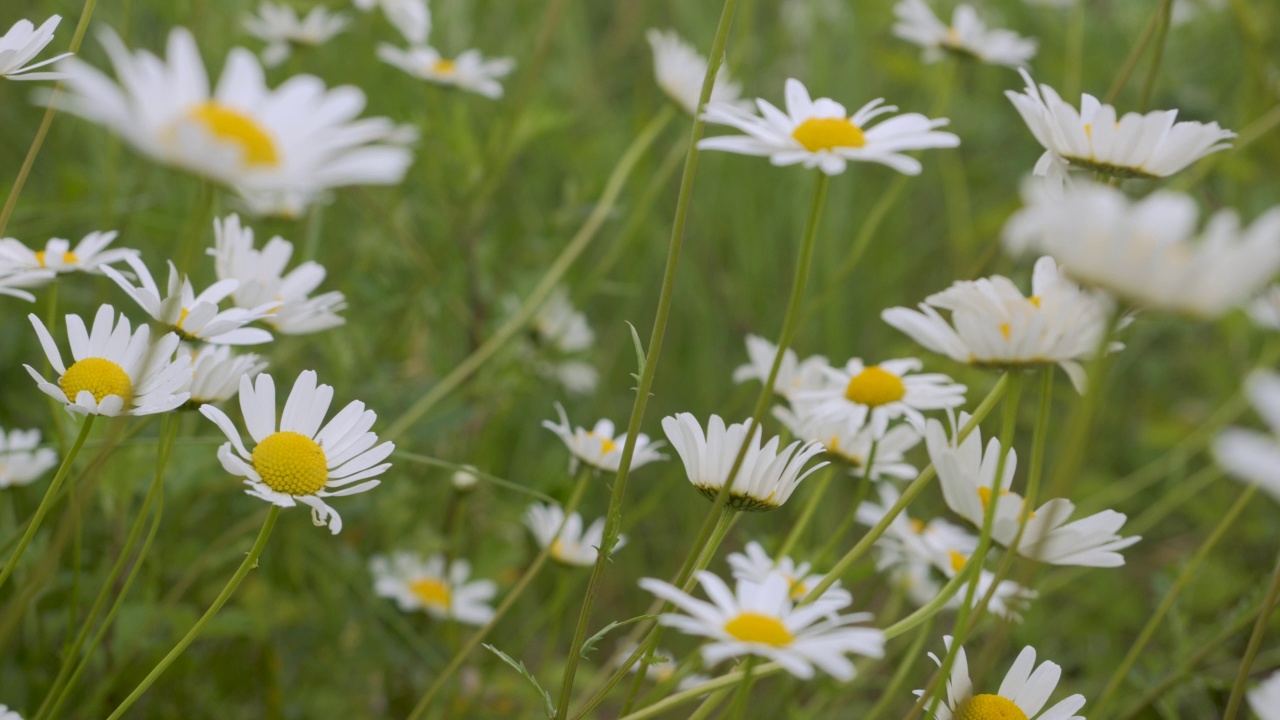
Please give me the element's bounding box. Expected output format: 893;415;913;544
176;307;191;330
187;102;280;167
844;366;906;407
948;550;968;573
909;518;925;534
409;578;452;610
589;433;618;456
35;250;78;268
723;612;794;647
999;322;1012;340
955;694;1029;720
432;59;457;74
251;431;329;496
977;486;1012;512
791;117;867;153
59;357;133;404
1028;295;1042;308
550;539;570;561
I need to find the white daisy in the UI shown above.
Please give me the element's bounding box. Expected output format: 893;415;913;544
103;255;277;345
645;28;750;116
0;270;56;302
0;705;20;720
857;485;976;606
661;413;826;511
181;344;267;406
211;214;347;335
0;231;135;277
726;541;851;609
773;405;921;480
1213;370;1280;501
243;3;349;67
0;428;58;489
1249;670;1280;720
892;0;1037;68
882;256;1116;393
542;404;666;474
698;77;960;176
732;334;830;402
1247;285;1280;332
353;0;430;45
26;305;191;417
639;570;884;680
523;502;623;567
918;637;1086;720
528;286;598;395
797;357;966;439
1006;68;1234;185
926;417;1140;567
199;370;393;534
1003;181;1280;318
0;16;71;81
370;551;496;626
377;45;515;99
55;28;415;203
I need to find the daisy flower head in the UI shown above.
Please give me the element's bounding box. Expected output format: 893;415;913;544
0;231;136;280
0;16;71;81
882;256;1116;393
543;404;665;473
243;3;349;67
798;357;966;438
527;286;598;395
732;334;830;401
370;551;495;626
523;502;624;567
662;413;827;511
1250;670;1280;720
354;0;430;45
181;344;267;406
639;570;884;680
698;77;960;176
55;28;415;204
773;405;921;480
199;370;394;534
893;0;1037;68
919;636;1086;720
726;541;851;609
1213;370;1280;500
645;29;750;116
1003;181;1280;318
0;428;58;489
27;305;191;417
1006;68;1234;186
378;45;515;99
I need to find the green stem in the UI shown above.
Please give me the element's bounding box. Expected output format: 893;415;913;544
1138;0;1174;111
1064;0;1086;100
619;663;783;720
883;559;979;641
864;614;938;720
727;658;757;720
775;464;837;559
1222;551;1280;720
812;451;875;567
1104;6;1161;105
685;688;730;720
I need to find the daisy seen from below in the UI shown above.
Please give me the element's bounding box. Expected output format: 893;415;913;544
796;357;966;438
27;305;191;417
54;28;415;203
0;231;135;277
698;77;960;176
1213;370;1280;500
378;44;515;99
543;404;666;473
199;370;394;534
645;28;750;116
892;0;1037;68
370;552;495;626
243;3;349;67
773;405;921;480
353;0;430;45
639;570;884;680
882;256;1116;393
732;334;830;401
662;413;826;511
523;502;624;567
726;541;851;609
1003;181;1280;318
0;428;57;489
180;344;267;406
0;16;71;81
918;636;1086;720
1006;68;1233;185
1249;670;1280;720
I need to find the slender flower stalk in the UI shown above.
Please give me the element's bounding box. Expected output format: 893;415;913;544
1219;551;1280;720
775;464;837;558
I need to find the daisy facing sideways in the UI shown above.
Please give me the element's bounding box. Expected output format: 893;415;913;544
378;44;515;99
732;334;830;401
0;16;71;81
727;541;852;609
523;502;624;567
917;636;1086;720
892;0;1037;68
543;404;666;474
181;345;267;406
370;551;495;626
0;231;136;276
200;370;393;534
646;28;750;116
243;2;349;67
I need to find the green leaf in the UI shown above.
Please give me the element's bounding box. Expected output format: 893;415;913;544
627;321;647;380
579;615;657;660
483;643;555;718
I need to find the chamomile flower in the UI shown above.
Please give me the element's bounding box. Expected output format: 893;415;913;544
0;16;71;81
243;3;349;67
773;406;921;480
726;541;851;608
1247;286;1280;332
732;335;830;401
1006;68;1233;185
926;417;1140;566
1249;670;1280;720
918;637;1086;720
377;45;515;99
639;570;884;680
1003;181;1280;318
26;305;191;416
858;485;975;604
527;286;598;395
200;370;393;534
55;28;414;203
354;0;430;45
0;231;136;277
543;404;666;473
212;214;347;335
523;502;624;566
1213;370;1280;499
103;256;277;345
882;256;1115;392
370;552;495;626
0;270;56;302
892;0;1037;68
662;413;826;511
181;344;266;406
698;77;960;176
645;29;750;116
0;428;57;489
798;358;966;438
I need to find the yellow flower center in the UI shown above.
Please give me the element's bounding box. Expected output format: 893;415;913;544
948;550;968;573
588;432;618;456
251;431;329;496
432;59;457;75
1028;295;1042;308
723;612;794;647
786;576;809;600
999;322;1012;340
409;577;452;611
550;539;571;561
187;102;280;167
955;694;1028;720
60;357;132;404
909;518;925;533
977;486;1009;511
844;366;906;407
791;117;867;152
176;307;191;331
35;250;78;268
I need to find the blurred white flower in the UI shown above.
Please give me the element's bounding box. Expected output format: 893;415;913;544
726;541;851;609
0;16;71;81
796;357;966;438
0;428;57;489
1247;286;1280;332
523;502;623;566
645;28;749;116
529;287;598;395
543;404;666;474
1213;371;1280;501
378;45;514;99
354;0;430;45
732;334;830;402
370;552;496;625
918;637;1087;720
773;406;920;480
243;3;349;67
892;0;1036;68
0;231;136;278
180;344;266;406
1250;670;1280;720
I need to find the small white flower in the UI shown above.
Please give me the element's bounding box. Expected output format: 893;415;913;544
243;3;349;67
726;541;851;609
797;357;966;439
662;413;826;511
892;0;1037;68
527;287;598;395
1213;370;1280;501
640;570;884;680
378;45;515;99
645;28;750;116
773;405;920;480
353;0;430;45
370;551;495;626
699;77;960;176
200;370;393;534
732;334;830;402
543;404;666;474
0;428;58;489
1247;285;1280;332
0;16;71;81
181;344;267;406
523;502;623;566
0;231;136;277
918;636;1086;720
1250;670;1280;720
26;305;191;416
0;704;21;720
